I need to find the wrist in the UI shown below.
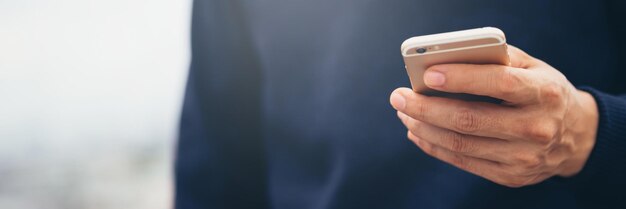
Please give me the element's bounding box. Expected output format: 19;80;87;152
558;90;599;177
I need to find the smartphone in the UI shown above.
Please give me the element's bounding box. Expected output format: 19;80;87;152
401;27;510;102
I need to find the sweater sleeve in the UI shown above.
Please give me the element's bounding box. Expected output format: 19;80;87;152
555;87;626;206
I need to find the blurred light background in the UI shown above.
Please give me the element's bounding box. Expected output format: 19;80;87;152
0;0;191;208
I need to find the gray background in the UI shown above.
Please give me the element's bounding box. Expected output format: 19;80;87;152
0;0;191;208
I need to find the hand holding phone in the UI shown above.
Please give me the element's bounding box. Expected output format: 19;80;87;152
392;28;599;187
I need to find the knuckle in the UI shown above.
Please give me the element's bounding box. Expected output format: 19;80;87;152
539;82;566;104
521;123;556;143
452;109;482;133
515;154;543;170
508;167;528;177
444;132;474;153
524;159;543;171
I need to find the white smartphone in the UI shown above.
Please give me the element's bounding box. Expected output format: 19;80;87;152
401;27;510;102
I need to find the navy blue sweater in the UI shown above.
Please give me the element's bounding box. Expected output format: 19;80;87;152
176;0;626;208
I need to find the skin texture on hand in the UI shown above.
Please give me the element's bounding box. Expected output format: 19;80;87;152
390;46;599;187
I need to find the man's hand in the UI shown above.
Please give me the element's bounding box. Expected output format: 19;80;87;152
389;46;599;187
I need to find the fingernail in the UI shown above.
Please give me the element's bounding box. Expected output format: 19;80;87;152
424;71;446;87
390;92;406;110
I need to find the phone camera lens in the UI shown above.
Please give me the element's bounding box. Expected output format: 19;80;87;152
416;48;427;54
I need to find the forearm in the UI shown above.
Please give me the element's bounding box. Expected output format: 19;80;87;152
573;88;626;182
554;87;626;206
